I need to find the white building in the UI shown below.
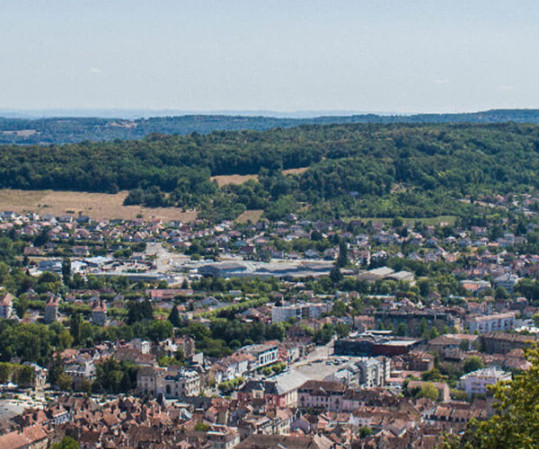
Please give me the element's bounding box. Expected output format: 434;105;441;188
355;357;391;388
466;312;516;334
458;368;511;398
241;343;279;370
493;273;519;292
271;302;329;323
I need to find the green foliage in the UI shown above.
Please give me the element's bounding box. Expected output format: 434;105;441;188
51;436;79;449
92;358;139;394
126;300;153;324
194;422;210;432
417;382;440;401
314;323;335;345
0;321;56;366
218;376;244;393
0;123;537;221
463;356;484;373
440;345;539;449
168;306;182;327
0;362;34;386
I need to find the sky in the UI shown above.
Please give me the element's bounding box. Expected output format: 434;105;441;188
0;0;538;114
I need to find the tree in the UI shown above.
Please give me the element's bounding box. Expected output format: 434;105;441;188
14;295;28;319
70;313;82;345
439;345;539;449
397;323;408;337
359;427;373;438
418;382;439;401
332;301;347;317
335;322;351;338
0;363;13;383
495;286;509;300
392;217;404;228
126;300;153;324
51;437;79;449
463;356;484;373
58;373;73;391
329;266;343;284
62;258;71;285
168;306;181;327
15;365;34;387
48;353;64;386
336;241;348;268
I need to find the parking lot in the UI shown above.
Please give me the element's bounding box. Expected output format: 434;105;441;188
295;356;352;381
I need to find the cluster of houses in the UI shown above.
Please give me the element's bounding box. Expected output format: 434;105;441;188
0;197;538;448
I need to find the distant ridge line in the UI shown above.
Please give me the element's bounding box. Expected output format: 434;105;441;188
1;109;539;145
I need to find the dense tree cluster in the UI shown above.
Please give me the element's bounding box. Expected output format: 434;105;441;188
0;123;537;220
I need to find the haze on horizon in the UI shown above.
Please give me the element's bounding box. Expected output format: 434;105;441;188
1;0;538;114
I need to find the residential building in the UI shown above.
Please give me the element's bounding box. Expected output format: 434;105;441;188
466;312;516;334
238;370;310;407
163;369;201;398
458;368;511;398
0;291;14;319
241;343;279;370
44;297;59;324
493;273;519;292
207;426;240;449
0;424;48;449
355;357;391;388
271;302;329;323
480;332;537;354
211;352;253;385
298;380;347;411
64;360;97;390
236;434;334;449
137;366;165;397
91;299;107;326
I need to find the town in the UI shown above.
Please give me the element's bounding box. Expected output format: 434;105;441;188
0;189;537;449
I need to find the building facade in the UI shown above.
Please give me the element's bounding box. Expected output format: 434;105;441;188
458;368;511;398
466;312;516;334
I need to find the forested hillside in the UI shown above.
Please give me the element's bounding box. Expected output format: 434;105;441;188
2;109;539;144
1;123;538;221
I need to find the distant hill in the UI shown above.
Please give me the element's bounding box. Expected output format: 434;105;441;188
1;109;539;144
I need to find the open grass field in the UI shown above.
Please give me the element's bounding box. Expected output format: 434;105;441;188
210;168;308;188
0;189;197;222
210;174;258;187
282;166;309;175
236;209;264;223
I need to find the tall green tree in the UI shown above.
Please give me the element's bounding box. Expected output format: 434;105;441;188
168;306;181;328
62;258;71;285
336;241;348;268
70;313;82;346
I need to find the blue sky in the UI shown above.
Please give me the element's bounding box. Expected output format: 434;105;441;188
1;0;538;113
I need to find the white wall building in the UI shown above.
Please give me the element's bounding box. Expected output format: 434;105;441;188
458;368;511;398
466;312;516;334
271;302;329;323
